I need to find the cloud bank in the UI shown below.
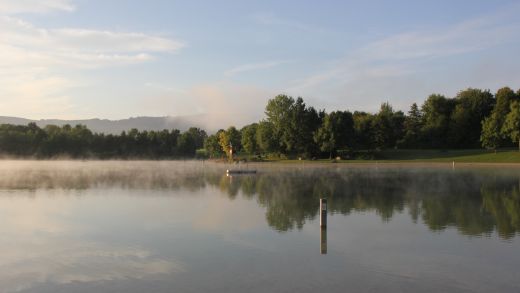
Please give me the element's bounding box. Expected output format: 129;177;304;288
0;1;185;119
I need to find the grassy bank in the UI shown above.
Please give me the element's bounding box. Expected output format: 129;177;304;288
258;149;520;164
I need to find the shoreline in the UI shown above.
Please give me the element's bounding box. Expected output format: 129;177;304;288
2;158;520;168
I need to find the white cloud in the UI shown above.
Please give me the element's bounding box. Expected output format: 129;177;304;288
0;0;74;14
224;60;289;77
361;17;519;62
0;241;182;292
252;12;328;34
0;12;185;118
286;5;520;111
0;16;184;67
51;28;184;53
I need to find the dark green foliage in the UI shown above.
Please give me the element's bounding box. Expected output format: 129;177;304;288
371;103;405;149
0;124;198;158
241;123;258;155
352;111;374;150
177;127;207;157
400;103;423;148
264;95;322;157
314;111;354;158
421;94;456;148
264;94;293;152
503;101;520;150
481;87;519;149
204;131;223;158
449;88;494;148
256;121;277;154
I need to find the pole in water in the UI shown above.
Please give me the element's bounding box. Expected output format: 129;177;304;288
320;226;327;255
320;198;327;227
452;161;455;169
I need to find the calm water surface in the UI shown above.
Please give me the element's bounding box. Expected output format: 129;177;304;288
0;160;519;292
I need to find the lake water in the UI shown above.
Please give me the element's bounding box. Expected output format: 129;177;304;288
0;160;519;293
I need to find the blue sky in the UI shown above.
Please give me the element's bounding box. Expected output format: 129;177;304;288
1;0;520;128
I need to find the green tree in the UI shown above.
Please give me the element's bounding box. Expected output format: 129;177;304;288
70;124;94;156
285;98;322;157
314;114;335;158
226;126;241;152
265;94;294;152
503;101;520;151
352;111;374;149
481;117;501;150
177;132;196;157
400;103;423;148
481;87;518;149
449;88;494;148
218;130;231;160
421;94;455;148
241;123;258;155
264;95;322;157
371;103;405;149
218;126;241;160
256;121;277;154
204;132;223;158
186;127;207;150
314;111;354;158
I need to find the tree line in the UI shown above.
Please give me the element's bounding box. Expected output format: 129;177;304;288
206;86;520;159
0;86;519;159
0;123;207;158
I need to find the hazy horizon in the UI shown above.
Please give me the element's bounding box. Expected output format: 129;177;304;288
1;0;520;126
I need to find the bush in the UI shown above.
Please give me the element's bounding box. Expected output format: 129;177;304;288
195;148;208;159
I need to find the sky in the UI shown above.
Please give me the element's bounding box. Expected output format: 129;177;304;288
1;0;520;128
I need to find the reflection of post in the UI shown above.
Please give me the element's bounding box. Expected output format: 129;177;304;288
320;198;327;227
320;198;328;254
320;226;327;254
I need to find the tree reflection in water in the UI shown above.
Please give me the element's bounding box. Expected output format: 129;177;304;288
0;162;518;239
217;168;520;239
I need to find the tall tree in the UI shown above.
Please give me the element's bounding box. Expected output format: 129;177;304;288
204;131;223;158
219;126;241;160
186;127;207;150
256;121;277;154
421;94;455;148
481;87;518;149
264;95;322;156
449;88;494;148
241;123;258;155
371;103;405;149
218;131;231;160
265;94;294;152
503;101;520;151
314;111;354;158
314;114;336;159
285;98;322;156
481;117;502;150
352;111;374;150
177;132;196;157
400;103;423;148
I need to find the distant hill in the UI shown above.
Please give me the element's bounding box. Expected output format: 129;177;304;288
0;115;214;134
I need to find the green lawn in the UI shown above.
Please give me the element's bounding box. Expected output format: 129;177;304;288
258;149;520;164
375;149;520;163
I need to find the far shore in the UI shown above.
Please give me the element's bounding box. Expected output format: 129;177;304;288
2;148;520;168
2;158;520;169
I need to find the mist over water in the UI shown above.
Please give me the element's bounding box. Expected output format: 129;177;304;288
0;160;519;292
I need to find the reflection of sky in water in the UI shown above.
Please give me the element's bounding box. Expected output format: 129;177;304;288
0;161;518;292
0;190;185;293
